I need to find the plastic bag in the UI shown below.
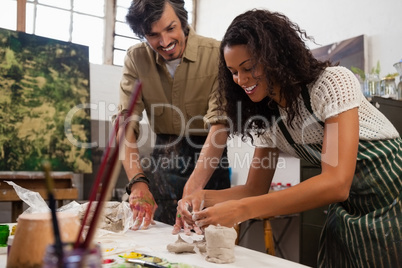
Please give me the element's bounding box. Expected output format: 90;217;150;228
5;181;134;234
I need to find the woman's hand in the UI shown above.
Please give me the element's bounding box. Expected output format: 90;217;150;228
177;190;205;223
192;199;245;228
171;212;203;235
129;182;158;230
172;190;205;235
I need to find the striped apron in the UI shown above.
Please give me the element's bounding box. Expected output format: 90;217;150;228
275;87;402;267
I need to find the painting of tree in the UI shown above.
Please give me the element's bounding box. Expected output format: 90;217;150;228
0;28;92;173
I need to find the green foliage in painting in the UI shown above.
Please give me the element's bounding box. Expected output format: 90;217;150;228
0;28;92;173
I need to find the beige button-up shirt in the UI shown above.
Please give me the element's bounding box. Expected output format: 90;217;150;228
118;27;225;137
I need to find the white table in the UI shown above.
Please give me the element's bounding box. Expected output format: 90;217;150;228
0;221;310;268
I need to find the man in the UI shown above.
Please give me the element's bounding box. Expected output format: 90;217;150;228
116;0;230;232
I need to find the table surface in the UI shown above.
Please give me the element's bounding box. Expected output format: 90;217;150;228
0;221;310;268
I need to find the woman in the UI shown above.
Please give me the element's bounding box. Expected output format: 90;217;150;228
178;9;401;267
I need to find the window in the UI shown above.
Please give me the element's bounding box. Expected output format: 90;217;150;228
27;0;105;64
113;0;141;66
0;0;17;30
0;0;196;65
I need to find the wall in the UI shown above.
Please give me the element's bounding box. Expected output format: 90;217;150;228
89;63;122;122
196;0;402;78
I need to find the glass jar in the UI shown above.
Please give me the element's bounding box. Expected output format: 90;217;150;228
43;243;102;268
0;225;9;246
393;62;402;99
380;77;397;99
365;73;381;97
397;76;402;100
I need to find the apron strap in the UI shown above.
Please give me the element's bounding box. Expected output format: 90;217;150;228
301;85;325;127
274;108;296;145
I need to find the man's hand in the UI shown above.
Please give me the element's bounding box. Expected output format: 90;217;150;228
128;182;157;230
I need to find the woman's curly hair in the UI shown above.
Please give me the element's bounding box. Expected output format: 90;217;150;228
218;9;333;142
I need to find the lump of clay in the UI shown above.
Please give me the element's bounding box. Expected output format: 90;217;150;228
204;225;237;264
79;201;126;232
195;240;206;253
167;235;196;254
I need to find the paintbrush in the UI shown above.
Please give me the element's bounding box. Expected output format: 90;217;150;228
76;81;143;250
43;161;64;266
127;258;166;268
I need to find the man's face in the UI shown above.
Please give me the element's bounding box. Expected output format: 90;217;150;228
144;3;187;61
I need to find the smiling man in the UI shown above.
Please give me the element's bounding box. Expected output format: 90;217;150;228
116;0;231;232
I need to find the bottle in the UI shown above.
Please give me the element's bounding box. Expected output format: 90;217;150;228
0;225;9;247
393;61;402;99
273;183;283;191
270;183;276;191
365;73;380;97
380;77;397;99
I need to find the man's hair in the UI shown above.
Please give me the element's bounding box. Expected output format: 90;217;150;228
126;0;189;39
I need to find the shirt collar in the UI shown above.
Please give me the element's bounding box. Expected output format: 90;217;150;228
182;26;197;62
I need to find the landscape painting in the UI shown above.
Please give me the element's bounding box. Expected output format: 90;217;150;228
0;28;92;173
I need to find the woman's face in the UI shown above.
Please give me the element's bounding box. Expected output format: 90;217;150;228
224;44;269;103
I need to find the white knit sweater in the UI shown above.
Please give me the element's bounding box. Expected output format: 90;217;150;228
254;66;400;156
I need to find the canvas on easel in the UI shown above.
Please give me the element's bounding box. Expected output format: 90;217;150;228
0;28;92;173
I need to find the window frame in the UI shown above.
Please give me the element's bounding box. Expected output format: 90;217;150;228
12;0;197;65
